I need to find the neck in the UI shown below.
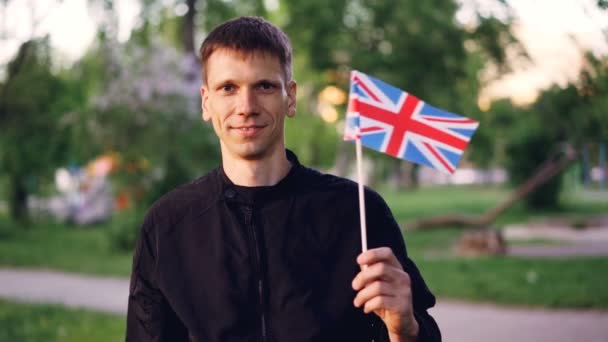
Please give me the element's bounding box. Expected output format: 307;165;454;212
222;149;292;187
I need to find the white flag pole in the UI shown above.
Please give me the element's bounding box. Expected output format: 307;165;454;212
356;136;368;252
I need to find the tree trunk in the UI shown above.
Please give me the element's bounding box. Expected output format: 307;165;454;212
9;173;28;224
392;161;418;189
410;164;419;188
183;0;197;54
332;141;352;177
182;0;199;84
407;144;579;230
391;161;407;188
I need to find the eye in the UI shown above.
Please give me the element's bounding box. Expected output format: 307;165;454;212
216;82;236;94
221;84;235;92
260;82;273;89
257;81;277;92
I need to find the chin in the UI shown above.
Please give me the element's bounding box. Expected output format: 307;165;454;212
239;150;267;161
222;135;284;161
230;144;270;161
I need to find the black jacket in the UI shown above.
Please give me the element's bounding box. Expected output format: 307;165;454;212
126;150;440;341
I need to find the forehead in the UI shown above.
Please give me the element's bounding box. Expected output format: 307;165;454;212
205;48;284;85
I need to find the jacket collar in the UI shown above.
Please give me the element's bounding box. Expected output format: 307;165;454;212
215;149;301;204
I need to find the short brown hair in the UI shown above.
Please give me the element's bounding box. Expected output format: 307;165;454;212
199;16;293;83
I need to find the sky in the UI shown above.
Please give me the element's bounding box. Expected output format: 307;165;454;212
0;0;140;64
472;0;608;105
1;0;607;104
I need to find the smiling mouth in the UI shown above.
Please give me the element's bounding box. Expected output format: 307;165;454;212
231;125;266;137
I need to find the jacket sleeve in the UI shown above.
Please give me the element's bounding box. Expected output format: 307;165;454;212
366;190;442;342
126;212;189;341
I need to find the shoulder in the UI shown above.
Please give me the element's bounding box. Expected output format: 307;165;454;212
296;165;388;207
143;168;221;231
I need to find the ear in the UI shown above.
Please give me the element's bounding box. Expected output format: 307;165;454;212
201;86;211;122
286;80;297;118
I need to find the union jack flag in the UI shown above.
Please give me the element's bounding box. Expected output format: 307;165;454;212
344;70;479;174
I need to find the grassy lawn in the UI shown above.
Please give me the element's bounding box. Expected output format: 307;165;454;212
384;186;608;309
398;226;608;309
0;220;133;277
379;185;608;226
380;185;508;223
0;300;124;341
0;186;607;309
417;256;608;309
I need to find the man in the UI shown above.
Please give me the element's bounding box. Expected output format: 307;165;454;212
126;16;440;342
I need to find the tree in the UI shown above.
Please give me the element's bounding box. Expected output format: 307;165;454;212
503;51;608;209
80;0;271;208
0;38;79;223
281;0;521;184
408;53;608;228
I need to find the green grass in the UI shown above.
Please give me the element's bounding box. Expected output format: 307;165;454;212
388;185;608;309
401;227;608;309
380;185;508;222
384;186;608;308
378;185;608;226
0;220;133;277
0;300;124;342
416;257;608;309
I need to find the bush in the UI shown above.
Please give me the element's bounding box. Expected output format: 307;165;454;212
106;209;143;252
505;127;563;209
0;217;15;239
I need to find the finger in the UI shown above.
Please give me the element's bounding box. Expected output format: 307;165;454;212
353;280;394;308
363;295;404;314
353;262;412;291
357;247;401;268
352;262;401;290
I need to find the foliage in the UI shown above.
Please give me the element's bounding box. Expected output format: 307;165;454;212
1;0;605;220
504;117;564;209
106;208;144;252
281;0;521;181
78;34;221;209
132;0;267;43
285;113;340;169
577;54;608;140
0;176;7;204
0;38;87;223
482;53;608;209
0;0;524;213
0;300;124;342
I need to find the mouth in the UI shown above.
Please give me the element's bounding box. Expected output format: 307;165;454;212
230;125;266;137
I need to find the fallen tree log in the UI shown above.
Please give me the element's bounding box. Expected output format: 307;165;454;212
406;144;579;230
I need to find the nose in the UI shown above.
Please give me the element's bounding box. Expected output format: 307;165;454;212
236;87;259;116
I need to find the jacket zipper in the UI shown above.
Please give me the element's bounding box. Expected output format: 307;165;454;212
248;210;268;342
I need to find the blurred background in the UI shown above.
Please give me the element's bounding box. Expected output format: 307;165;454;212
0;0;607;341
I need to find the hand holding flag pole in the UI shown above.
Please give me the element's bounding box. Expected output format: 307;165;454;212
344;70;480;252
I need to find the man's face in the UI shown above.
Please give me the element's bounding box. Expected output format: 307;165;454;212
201;49;296;161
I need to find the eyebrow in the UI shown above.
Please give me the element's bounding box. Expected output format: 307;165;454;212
254;79;281;86
211;78;282;88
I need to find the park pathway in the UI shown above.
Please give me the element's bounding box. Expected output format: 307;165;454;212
505;222;608;258
1;268;608;341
